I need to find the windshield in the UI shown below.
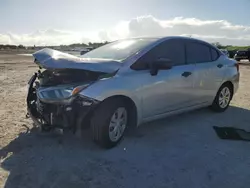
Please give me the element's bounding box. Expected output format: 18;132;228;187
80;38;158;61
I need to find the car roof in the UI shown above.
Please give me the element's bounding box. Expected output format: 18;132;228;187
129;35;203;40
125;36;213;46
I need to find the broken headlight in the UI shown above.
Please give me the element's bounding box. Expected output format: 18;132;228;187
37;84;90;103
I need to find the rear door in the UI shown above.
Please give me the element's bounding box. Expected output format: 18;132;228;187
185;41;223;103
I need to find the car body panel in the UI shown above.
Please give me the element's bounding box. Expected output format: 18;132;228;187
192;56;227;103
193;57;239;103
137;64;196;118
78;73;144;123
221;59;240;93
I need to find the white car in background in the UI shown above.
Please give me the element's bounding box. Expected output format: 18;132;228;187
220;49;229;57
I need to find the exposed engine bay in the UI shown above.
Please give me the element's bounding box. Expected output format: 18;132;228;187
38;68;104;87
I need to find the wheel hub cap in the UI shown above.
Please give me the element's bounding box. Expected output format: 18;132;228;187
219;87;231;108
109;107;127;142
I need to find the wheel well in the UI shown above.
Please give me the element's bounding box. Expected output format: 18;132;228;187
222;81;234;98
103;95;138;128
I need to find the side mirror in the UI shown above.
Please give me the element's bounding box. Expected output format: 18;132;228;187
149;58;172;76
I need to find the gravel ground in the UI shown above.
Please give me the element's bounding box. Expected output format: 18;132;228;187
1;53;250;188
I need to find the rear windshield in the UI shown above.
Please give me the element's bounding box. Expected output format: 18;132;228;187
81;38;158;61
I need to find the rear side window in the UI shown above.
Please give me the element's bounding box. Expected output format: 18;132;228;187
211;48;219;61
131;39;185;70
186;42;212;64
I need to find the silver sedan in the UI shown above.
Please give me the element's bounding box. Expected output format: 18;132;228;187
27;36;240;148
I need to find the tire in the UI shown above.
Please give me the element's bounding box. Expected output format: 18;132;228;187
211;83;233;112
91;98;129;148
235;58;240;61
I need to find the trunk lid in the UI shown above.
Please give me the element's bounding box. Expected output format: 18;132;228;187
33;48;122;73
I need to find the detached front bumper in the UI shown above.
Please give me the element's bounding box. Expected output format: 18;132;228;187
26;73;100;133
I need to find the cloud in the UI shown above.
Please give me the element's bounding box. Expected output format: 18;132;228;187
0;34;11;44
1;15;250;46
0;29;84;46
99;15;250;46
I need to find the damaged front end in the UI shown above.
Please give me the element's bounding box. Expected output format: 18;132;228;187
26;69;102;134
26;48;119;134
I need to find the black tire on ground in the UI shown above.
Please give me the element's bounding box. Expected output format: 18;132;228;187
91;98;129;148
211;83;233;112
236;58;241;61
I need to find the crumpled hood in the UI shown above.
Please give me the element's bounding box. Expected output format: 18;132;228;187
33;48;122;73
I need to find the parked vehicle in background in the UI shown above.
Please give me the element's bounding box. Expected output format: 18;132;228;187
80;47;94;55
220;49;229;57
27;36;240;148
234;50;250;61
80;49;89;55
228;50;237;58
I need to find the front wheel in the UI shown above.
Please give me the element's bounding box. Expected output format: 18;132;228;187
211;84;233;112
91;99;128;148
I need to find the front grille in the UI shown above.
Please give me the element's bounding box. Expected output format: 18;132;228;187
35;99;73;128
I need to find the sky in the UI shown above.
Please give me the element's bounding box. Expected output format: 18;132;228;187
0;0;250;46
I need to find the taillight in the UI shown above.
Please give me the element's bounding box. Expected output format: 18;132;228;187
235;62;239;72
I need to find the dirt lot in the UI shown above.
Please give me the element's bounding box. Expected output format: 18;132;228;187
1;53;250;188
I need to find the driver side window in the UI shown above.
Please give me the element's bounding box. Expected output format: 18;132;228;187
131;39;185;70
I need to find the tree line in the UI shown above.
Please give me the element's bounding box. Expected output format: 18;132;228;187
211;42;250;51
1;41;249;52
211;42;250;58
0;44;26;49
0;41;109;50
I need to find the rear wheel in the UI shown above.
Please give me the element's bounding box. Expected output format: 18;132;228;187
211;84;233;112
91;99;128;148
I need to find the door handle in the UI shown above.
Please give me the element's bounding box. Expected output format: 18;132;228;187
217;64;223;68
182;71;192;77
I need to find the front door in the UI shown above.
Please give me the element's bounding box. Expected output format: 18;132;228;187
141;64;195;118
131;39;196;119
